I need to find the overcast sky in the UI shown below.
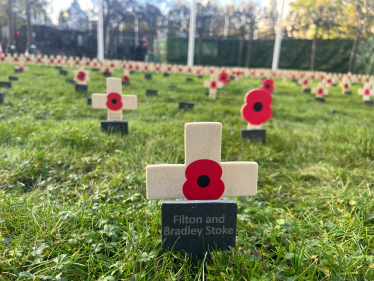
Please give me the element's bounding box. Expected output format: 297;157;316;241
48;0;291;25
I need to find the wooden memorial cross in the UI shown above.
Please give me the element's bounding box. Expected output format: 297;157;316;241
92;78;137;122
299;78;311;92
341;79;351;95
123;70;130;84
358;83;374;104
56;55;63;67
204;75;223;99
312;82;329;101
74;67;90;85
146;122;258;258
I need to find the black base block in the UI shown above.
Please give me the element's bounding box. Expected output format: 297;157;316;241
103;72;112;77
122;81;130;86
0;92;4;104
197;75;203;79
230;76;235;81
130;70;135;74
186;78;194;82
60;70;68;76
303;88;311;93
76;84;88;92
146;89;158;96
9;76;18;81
331;83;337;87
292;79;298;83
241;129;266;143
364;100;374;106
164;73;170;77
66;79;75;84
92;68;99;72
55;66;62;70
315;97;325;102
145;74;152;80
179;102;194;110
205;91;209;96
0;82;12;88
87;97;92;105
168;84;177;88
101;121;128;136
352;82;356;86
260;77;266;82
14;69;23;73
162;200;237;260
344;91;352;95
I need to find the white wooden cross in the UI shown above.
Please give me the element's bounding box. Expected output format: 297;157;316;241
312;82;329;99
15;63;28;72
123;70;130;82
299;78;310;91
358;83;374;101
74;67;90;85
204;75;224;99
92;78;137;121
49;55;55;65
146;122;258;200
341;79;351;94
91;59;99;69
56;55;63;67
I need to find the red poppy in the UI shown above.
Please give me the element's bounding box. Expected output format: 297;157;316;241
210;81;217;89
86;62;90;66
183;159;224;200
365;89;371;96
241;89;272;125
14;58;18;62
188;68;192;73
57;59;61;64
76;60;80;65
262;79;274;94
104;68;110;73
37;58;41;63
344;83;348;89
210;70;214;75
311;75;315;79
145;66;148;71
156;67;160;72
93;62;97;67
19;66;24;71
197;70;201;75
77;71;86;81
303;79;308;86
129;64;133;70
167;67;171;72
218;71;229;84
358;77;362;82
136;66;139;71
26;57;31;62
327;78;332;84
317;88;324;96
1;57;4;61
50;59;54;63
178;68;183;73
123;75;130;82
106;93;123;111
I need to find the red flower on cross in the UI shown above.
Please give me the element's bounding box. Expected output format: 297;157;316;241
14;58;19;62
241;89;273;126
317;88;324;96
106;93;123;111
261;79;274;94
218;71;229;84
210;81;217;89
77;71;86;82
344;83;349;90
183;159;225;200
364;89;371;96
123;75;130;82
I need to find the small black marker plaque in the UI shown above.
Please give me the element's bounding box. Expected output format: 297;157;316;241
303;88;311;93
146;89;158;96
162;200;237;259
0;82;12;88
344;91;352;95
60;70;68;76
179;102;194;110
0;92;4;103
145;74;152;80
241;129;266;143
76;84;88;92
9;76;18;81
14;69;23;73
186;78;194;82
101;121;128;136
364;100;373;106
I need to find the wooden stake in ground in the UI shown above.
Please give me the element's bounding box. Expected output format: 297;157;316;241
146;122;258;200
204;75;223;99
92;78;137;121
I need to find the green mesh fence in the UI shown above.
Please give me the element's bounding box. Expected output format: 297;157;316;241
167;37;367;74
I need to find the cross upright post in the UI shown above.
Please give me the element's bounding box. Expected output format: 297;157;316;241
204;75;224;99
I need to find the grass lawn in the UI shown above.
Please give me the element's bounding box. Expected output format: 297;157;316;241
0;64;374;280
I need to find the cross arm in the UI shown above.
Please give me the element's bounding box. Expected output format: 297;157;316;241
204;81;210;88
92;94;108;109
122;96;138;110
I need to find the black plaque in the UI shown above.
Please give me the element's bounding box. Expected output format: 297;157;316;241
66;79;75;84
241;129;266;143
197;75;203;79
164;73;170;77
92;68;99;72
130;70;135;74
0;92;4;104
101;121;128;136
364;100;374;106
291;79;298;83
87;97;92;105
9;76;18;81
205;91;209;96
179;102;194;110
146;89;158;96
344;91;352;95
168;84;177;88
186;78;194;82
162;200;237;259
315;97;325;102
122;81;130;86
15;69;23;73
0;82;12;88
331;83;337;87
145;74;152;80
103;72;112;77
230;76;235;81
60;70;68;76
303;88;311;93
55;66;62;70
76;84;88;92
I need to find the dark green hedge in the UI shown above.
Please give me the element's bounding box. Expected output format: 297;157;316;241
167;37;357;74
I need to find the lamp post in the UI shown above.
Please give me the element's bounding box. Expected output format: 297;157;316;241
7;0;19;55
